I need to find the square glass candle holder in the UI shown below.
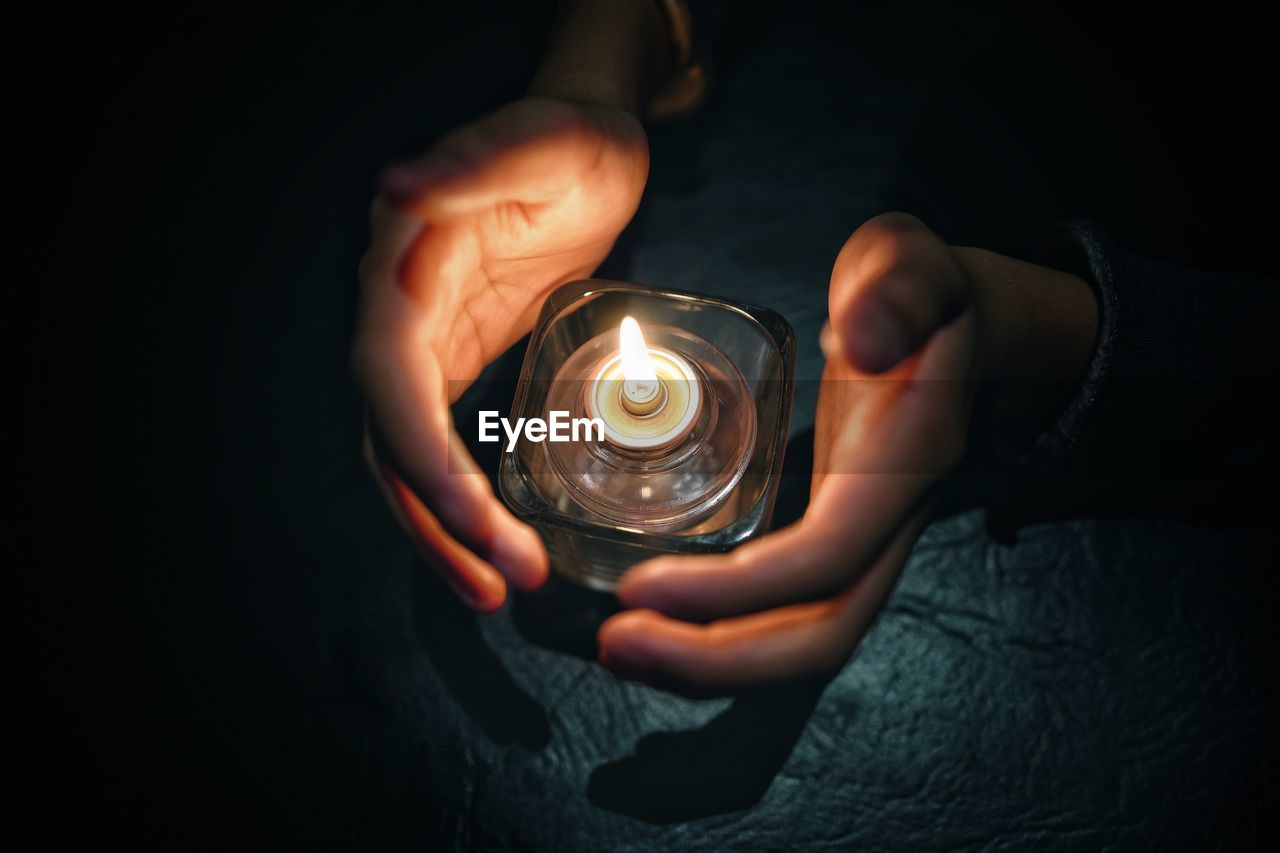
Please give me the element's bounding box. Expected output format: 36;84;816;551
499;279;795;591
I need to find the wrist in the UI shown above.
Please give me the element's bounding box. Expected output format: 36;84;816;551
956;246;1099;449
528;0;671;117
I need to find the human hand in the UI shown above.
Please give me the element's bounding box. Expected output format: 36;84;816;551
353;97;649;613
598;213;1098;695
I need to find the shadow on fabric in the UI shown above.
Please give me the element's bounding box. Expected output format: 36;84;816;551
411;569;552;751
585;677;830;824
516;431;825;823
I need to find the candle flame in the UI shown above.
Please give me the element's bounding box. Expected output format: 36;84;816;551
619;316;657;383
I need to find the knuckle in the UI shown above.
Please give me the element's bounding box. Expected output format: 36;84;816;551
835;212;926;282
846;212;929;263
860;215;912;254
865;211;926;236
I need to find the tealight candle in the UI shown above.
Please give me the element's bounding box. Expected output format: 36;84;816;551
500;279;796;591
585;316;701;451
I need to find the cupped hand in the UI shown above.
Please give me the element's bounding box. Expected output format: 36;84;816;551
597;212;1096;695
353;97;649;613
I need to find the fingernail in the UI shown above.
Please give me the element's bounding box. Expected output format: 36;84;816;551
615;563;671;607
848;299;909;373
819;322;842;360
599;641;653;676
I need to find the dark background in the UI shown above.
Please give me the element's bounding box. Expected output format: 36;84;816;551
12;1;1278;849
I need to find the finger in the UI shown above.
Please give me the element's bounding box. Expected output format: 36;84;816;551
364;430;507;614
366;416;548;593
618;470;931;620
600;519;922;696
830;212;970;374
353;220;548;594
361;372;548;594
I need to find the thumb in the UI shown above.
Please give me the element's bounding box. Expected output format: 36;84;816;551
829;213;970;374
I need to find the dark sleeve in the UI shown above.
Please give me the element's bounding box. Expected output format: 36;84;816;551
978;221;1278;533
1023;221;1278;479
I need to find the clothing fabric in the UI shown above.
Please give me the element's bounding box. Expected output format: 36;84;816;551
1029;221;1277;479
